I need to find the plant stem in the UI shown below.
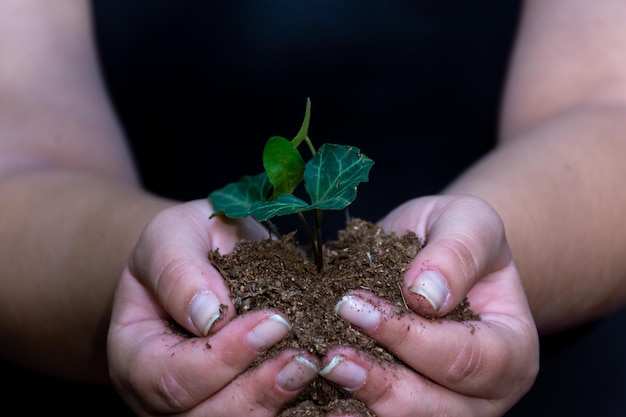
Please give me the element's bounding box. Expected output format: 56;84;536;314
296;210;324;272
291;98;316;156
263;220;282;239
312;209;324;272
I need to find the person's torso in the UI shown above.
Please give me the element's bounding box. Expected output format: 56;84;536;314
93;0;520;233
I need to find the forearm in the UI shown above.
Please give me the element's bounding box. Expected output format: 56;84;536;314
0;172;176;382
0;0;171;381
444;104;626;333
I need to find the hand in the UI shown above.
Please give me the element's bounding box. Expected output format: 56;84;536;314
320;195;539;417
107;199;320;416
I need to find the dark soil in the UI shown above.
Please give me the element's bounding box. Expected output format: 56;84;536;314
208;218;480;416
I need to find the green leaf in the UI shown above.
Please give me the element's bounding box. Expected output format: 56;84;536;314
263;136;305;198
208;173;271;218
304;144;374;210
209;144;374;222
250;194;310;222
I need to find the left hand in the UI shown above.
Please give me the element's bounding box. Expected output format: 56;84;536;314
107;199;321;417
319;195;539;417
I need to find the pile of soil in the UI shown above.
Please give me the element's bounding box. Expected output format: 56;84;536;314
208;218;480;416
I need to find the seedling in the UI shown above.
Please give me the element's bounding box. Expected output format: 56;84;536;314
208;98;374;271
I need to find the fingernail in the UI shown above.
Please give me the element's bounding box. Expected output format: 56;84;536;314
190;290;222;336
247;314;292;352
334;295;381;332
409;270;448;312
277;355;319;391
320;355;366;391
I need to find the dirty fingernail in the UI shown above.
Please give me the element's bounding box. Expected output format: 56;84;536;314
320;355;366;391
190;290;222;336
247;314;292;352
334;295;381;332
409;270;448;312
277;355;320;391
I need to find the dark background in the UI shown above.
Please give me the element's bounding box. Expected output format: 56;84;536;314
5;1;626;415
91;0;519;237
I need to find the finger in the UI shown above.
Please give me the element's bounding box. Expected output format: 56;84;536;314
378;195;511;317
332;291;538;399
197;349;320;417
130;199;268;336
108;273;296;414
320;347;499;417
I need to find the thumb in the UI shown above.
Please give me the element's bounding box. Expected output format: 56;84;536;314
379;195;512;317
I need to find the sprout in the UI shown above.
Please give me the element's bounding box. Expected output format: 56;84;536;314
209;98;374;271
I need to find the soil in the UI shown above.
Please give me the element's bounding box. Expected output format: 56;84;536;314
207;217;480;416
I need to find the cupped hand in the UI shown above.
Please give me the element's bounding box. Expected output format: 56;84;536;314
321;195;539;417
107;199;320;416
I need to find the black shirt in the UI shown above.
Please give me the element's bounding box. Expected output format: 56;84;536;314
92;0;520;235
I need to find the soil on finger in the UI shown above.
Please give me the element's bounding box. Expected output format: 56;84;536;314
208;218;480;416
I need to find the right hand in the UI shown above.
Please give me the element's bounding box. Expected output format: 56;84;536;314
322;195;539;416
